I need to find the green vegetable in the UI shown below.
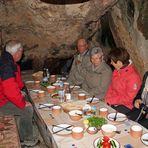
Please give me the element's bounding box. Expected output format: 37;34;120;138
87;116;107;128
97;139;102;148
110;140;117;148
40;82;50;87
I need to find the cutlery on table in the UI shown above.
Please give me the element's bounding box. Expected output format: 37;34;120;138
113;130;121;134
38;104;54;109
70;84;76;93
109;116;126;119
49;113;54;119
142;139;148;142
52;125;71;131
75;113;83;116
113;111;118;121
52;125;72;134
89;95;95;104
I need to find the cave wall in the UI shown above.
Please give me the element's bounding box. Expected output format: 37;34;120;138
108;0;148;75
0;0;147;74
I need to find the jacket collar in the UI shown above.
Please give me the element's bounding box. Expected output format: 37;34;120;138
1;51;14;62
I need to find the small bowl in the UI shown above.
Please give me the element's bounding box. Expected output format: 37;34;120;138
101;124;117;138
87;127;98;135
47;85;56;93
78;93;86;100
69;110;83;121
38;90;45;97
72;127;84;139
99;108;108;117
52;105;62;115
130;125;143;138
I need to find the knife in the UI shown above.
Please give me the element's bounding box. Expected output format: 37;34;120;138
114;111;118;121
52;125;72;134
143;139;148;142
89;95;95;104
38;104;54;109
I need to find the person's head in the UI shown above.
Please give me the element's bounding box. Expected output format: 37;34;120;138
5;40;23;62
90;47;104;66
77;38;88;54
108;47;130;70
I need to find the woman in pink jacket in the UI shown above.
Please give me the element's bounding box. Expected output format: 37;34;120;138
105;47;142;114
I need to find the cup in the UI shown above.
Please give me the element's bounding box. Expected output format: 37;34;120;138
99;108;108;117
47;86;56;93
72;127;84;140
52;105;62;115
58;89;65;102
78;93;86;100
38;90;45;97
130;125;143;138
65;93;71;101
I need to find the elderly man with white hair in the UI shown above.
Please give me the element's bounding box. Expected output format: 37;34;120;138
82;47;112;99
0;40;39;147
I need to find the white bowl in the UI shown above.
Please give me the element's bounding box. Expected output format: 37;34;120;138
69;110;83;121
101;124;117;137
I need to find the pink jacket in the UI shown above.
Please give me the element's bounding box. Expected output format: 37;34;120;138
105;64;142;109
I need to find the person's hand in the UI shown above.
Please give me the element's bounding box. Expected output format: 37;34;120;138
134;99;143;109
25;102;32;107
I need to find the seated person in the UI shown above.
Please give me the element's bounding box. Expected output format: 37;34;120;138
0;40;39;147
67;38;91;85
105;47;141;114
127;71;148;129
82;47;112;99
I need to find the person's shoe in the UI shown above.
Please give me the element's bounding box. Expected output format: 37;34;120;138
21;138;40;147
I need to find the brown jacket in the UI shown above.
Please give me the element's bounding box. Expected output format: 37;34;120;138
82;61;112;99
68;50;91;85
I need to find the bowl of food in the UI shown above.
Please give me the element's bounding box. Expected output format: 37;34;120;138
87;116;107;128
87;126;98;135
69;110;83;121
101;124;117;138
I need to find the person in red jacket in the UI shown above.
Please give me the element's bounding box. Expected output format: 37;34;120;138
105;47;142;114
0;40;39;146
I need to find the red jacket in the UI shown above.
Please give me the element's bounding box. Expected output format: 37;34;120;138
0;51;26;109
105;64;142;109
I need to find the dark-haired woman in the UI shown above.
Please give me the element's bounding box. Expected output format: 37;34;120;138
105;48;142;114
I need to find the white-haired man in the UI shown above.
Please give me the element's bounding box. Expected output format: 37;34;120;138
0;40;39;146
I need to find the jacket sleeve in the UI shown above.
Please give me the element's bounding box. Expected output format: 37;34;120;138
2;77;26;109
1;64;26;109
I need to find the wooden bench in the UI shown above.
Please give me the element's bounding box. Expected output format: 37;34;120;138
0;115;21;148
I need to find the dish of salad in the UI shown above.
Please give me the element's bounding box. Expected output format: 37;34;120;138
94;136;120;148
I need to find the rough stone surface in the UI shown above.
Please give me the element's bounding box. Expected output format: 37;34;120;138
109;0;148;75
0;0;147;74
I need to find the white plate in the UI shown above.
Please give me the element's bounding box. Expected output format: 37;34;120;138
141;133;148;146
86;97;99;104
30;89;41;93
38;103;54;110
107;112;127;122
52;124;73;135
94;137;120;148
70;85;80;89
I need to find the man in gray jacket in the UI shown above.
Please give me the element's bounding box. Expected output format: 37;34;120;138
68;38;91;85
82;47;112;99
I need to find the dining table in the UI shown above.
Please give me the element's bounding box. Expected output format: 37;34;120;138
22;71;148;148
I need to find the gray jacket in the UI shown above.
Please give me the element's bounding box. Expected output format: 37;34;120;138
82;61;112;99
68;50;91;85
